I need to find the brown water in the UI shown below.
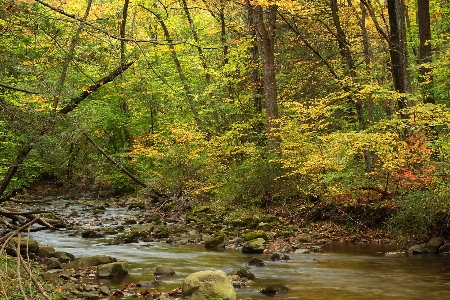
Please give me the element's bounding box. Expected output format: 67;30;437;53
30;199;450;299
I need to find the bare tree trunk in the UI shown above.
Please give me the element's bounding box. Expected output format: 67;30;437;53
247;0;263;113
252;4;280;150
418;0;434;104
387;0;412;111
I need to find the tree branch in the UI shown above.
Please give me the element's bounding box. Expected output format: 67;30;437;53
0;82;41;94
58;62;134;115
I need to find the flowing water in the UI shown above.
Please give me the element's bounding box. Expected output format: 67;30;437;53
30;199;450;299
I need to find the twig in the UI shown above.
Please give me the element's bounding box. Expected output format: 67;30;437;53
0;82;41;94
0;217;40;250
16;235;29;300
7;242;51;300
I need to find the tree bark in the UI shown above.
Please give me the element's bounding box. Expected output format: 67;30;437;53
247;0;263;113
252;4;280;150
418;0;434;104
387;0;412;111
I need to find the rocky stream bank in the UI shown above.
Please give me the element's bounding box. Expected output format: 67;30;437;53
2;190;450;299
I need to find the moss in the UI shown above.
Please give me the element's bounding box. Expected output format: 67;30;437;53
162;202;176;212
153;226;170;238
186;214;201;223
194;206;212;214
205;234;225;249
244;230;268;241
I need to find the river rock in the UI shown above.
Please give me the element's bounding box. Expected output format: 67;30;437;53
154;265;175;276
439;243;450;253
81;230;104;239
242;238;266;254
7;237;40;256
65;255;116;269
408;243;427;254
97;261;128;278
261;283;290;295
71;290;99;300
270;253;290;261
205;234;226;249
37;245;56;258
99;285;111;295
295;248;310;254
42;269;63;283
69;210;79;217
247;257;266;267
53;251;75;263
137;279;162;287
426;237;444;253
182;270;236;300
45;257;62;269
228;268;255;280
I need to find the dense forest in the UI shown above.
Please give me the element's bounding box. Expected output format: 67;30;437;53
1;0;450;237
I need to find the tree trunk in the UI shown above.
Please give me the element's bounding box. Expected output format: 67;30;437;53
387;0;412;111
418;0;434;104
252;4;280;150
247;0;263;113
331;0;365;131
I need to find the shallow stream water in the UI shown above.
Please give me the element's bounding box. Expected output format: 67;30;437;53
29;199;450;299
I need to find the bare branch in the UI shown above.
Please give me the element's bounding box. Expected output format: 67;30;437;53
33;0;180;45
0;82;41;94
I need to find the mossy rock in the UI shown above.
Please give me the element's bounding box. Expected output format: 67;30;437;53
205;235;225;249
153;226;170;238
193;206;212;214
162;202;176;212
244;230;268;241
261;283;289;295
186;214;201;223
228;217;259;228
128;202;145;210
228;268;255;280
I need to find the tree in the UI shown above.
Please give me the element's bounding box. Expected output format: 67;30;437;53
387;0;412;110
417;0;434;104
251;2;280;150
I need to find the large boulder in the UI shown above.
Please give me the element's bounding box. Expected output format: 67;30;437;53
242;238;266;254
182;270;236;300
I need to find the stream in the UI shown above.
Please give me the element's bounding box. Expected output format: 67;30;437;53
29;198;450;299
